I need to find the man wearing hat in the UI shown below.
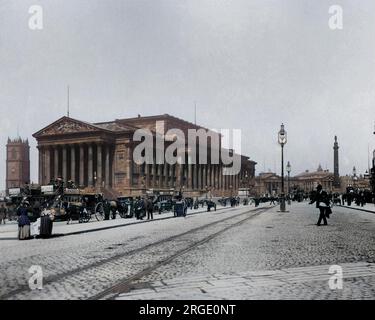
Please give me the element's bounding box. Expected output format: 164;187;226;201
309;184;331;226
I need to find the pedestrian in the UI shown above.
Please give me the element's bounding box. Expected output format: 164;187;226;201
0;203;7;224
39;205;54;238
309;184;331;226
135;198;145;220
146;197;154;220
104;200;111;220
347;192;353;206
360;192;366;207
17;202;31;240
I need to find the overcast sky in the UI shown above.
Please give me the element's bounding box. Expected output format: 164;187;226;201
1;0;375;190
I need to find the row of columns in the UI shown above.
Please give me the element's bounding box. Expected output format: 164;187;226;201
38;143;113;188
139;163;240;192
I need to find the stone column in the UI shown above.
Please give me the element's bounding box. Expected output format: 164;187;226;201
54;146;59;179
216;165;220;189
202;165;206;189
145;164;150;188
164;162;168;188
44;147;51;184
38;147;43;185
223;170;226;191
88;144;93;186
151;164;156;188
71;145;76;184
45;147;50;184
41;147;45;185
218;165;222;190
212;165;216;188
62;145;67;182
105;145;110;187
188;155;192;190
97;143;103;188
176;163;181;189
191;164;195;190
158;164;163;188
207;164;212;187
79;144;85;187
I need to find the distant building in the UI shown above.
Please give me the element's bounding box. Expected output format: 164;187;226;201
254;172;282;196
254;166;334;196
340;174;371;191
6;137;30;191
293;165;334;192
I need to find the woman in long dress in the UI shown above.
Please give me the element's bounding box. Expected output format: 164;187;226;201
40;206;54;238
17;203;31;240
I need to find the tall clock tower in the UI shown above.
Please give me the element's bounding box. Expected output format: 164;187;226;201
6;137;30;191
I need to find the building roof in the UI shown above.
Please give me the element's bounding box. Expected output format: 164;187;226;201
295;170;333;179
32;114;256;163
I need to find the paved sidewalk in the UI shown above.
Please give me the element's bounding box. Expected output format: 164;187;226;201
338;203;375;214
0;203;268;240
116;261;375;300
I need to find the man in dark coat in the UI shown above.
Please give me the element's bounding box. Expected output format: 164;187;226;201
309;184;331;226
0;203;7;224
103;200;111;220
146;198;154;220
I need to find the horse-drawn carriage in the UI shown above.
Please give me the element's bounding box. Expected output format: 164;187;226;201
173;199;188;217
7;186;46;222
52;188;105;223
204;199;217;211
106;197;132;219
153;194;174;214
218;197;229;207
5;182;105;224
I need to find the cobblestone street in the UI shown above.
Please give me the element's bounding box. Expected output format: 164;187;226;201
1;202;375;300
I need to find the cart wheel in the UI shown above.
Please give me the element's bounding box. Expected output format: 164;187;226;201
118;209;124;219
95;202;104;221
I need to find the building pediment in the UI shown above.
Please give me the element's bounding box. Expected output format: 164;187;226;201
33;117;104;138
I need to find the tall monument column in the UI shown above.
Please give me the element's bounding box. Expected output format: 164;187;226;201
333;136;340;188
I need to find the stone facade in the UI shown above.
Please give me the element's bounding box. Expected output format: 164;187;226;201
293;166;334;192
33;114;256;198
6;138;30;191
254;166;335;196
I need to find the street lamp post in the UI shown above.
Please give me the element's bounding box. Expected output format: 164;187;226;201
278;124;287;212
245;172;249;197
286;161;291;205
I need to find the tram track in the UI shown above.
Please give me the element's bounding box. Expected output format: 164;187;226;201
1;205;274;300
92;205;274;300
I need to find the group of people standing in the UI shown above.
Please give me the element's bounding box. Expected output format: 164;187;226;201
103;196;155;221
16;202;55;240
133;197;154;220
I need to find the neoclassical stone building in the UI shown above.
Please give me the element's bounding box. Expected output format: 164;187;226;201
33;114;256;198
